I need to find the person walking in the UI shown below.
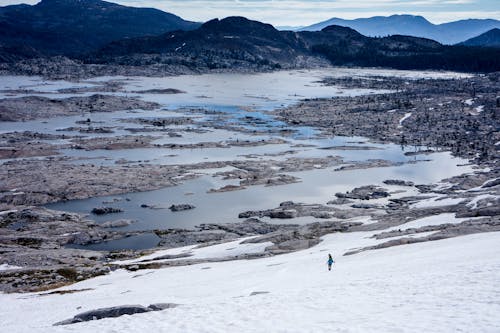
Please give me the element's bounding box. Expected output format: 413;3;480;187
327;254;334;271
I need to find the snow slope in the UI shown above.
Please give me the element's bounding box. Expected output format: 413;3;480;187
1;228;499;332
390;213;475;230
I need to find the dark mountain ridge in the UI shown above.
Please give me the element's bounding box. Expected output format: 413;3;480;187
0;0;200;58
460;28;500;48
91;17;500;72
93;17;310;68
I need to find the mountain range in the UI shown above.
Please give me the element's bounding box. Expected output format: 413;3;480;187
0;0;499;72
0;0;200;59
298;15;500;45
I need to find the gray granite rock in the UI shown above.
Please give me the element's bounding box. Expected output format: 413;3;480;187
54;303;178;325
91;207;123;215
383;179;415;187
169;204;195;212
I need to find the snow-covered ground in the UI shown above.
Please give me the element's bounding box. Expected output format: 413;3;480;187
412;195;466;208
1;227;499;332
389;213;475;230
114;238;274;266
467;194;498;209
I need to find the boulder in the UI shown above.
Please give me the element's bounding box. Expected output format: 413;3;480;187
311;211;333;219
269;209;297;219
335;185;389;200
54;303;178;326
383;179;415;186
169;204;195;212
91;207;123;215
327;198;353;205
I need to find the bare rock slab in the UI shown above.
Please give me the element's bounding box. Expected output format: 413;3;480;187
169;204;195;212
54;303;178;325
91;207;123;215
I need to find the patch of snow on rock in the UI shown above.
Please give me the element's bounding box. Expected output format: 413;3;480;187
0;264;22;271
398;112;412;127
392;213;473;230
412;195;465;208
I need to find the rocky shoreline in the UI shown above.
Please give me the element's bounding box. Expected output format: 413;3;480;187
0;56;328;80
275;73;500;165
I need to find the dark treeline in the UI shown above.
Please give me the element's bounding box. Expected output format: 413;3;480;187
311;44;500;72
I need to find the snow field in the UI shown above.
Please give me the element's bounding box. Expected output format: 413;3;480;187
390;213;476;230
411;195;466;208
1;230;499;332
114;238;274;266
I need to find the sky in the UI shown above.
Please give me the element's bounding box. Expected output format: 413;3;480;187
0;0;499;26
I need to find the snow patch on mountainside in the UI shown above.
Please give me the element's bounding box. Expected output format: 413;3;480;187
398;112;412;127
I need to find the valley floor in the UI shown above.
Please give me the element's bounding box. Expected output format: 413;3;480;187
0;68;499;332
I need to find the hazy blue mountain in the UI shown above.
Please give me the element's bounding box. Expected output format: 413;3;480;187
299;15;500;44
0;0;200;57
276;25;304;31
460;28;500;48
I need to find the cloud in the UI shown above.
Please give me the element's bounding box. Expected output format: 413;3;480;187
0;0;498;25
112;0;499;25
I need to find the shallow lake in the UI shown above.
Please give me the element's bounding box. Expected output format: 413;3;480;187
0;68;476;250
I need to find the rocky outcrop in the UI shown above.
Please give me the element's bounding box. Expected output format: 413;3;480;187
0;158;199;205
0;94;159;122
456;205;500;218
0;207;130;292
154;219;297;248
335;185;390;200
169;204;195;212
239;201;375;220
276;74;500;165
54;303;178;326
91;207;123;215
243;220;362;254
345;217;500;255
383;179;415;186
327;198;354;205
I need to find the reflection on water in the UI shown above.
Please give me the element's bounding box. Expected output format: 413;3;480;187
47;151;472;232
67;233;160;251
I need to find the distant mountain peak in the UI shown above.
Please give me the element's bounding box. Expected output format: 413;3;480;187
321;24;362;36
460;28;500;48
203;17;275;29
200;16;278;35
299;14;500;44
388;14;428;19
